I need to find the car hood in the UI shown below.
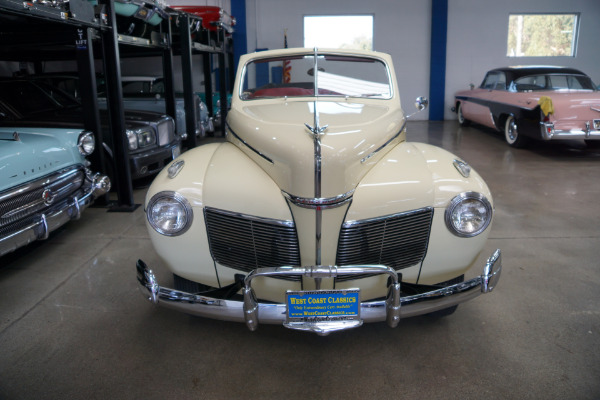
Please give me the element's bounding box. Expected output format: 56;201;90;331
0;128;84;192
226;99;406;198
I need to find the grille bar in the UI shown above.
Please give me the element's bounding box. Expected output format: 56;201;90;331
205;207;301;280
156;116;175;146
336;207;433;281
0;166;85;229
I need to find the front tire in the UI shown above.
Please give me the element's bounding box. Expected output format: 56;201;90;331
457;103;470;126
504;115;529;148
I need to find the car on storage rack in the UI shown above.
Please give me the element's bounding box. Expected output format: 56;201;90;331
454;66;600;148
119;75;213;136
28;73;211;140
0;127;110;257
170;5;235;45
0;78;180;181
110;0;169;38
136;48;502;335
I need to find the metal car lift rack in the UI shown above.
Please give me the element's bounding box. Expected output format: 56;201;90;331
0;0;232;211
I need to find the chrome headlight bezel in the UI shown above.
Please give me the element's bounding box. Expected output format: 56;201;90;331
77;131;95;156
136;128;156;148
147;191;193;236
445;192;493;238
126;128;156;150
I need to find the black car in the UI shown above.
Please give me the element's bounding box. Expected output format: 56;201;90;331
0;79;181;180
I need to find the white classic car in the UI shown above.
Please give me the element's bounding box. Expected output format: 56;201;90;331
136;48;502;335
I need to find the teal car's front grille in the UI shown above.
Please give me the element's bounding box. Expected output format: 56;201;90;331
0;166;85;232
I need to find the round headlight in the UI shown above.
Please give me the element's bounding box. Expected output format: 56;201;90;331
445;192;492;237
137;129;156;148
77;131;95;155
147;191;193;236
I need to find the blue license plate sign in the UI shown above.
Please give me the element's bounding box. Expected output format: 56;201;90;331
286;289;360;322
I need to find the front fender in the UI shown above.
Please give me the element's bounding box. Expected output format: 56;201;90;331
145;142;295;292
348;142;493;285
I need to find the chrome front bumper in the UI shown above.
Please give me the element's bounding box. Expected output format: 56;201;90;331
0;173;110;257
136;249;502;335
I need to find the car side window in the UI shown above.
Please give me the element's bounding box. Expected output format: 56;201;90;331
481;72;506;90
514;75;546;91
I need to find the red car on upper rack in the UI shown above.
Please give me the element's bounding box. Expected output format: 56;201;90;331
171;5;235;44
453;66;600;148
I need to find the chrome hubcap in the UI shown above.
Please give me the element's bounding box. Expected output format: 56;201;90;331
508;119;517;141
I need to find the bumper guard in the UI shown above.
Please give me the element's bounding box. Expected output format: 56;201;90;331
136;249;502;335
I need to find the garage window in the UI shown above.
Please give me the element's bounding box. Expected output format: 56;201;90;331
304;15;373;50
507;13;579;57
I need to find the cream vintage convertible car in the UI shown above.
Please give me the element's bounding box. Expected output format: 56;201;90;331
136;48;501;335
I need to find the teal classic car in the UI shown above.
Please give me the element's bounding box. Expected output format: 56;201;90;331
0;127;110;257
196;91;231;128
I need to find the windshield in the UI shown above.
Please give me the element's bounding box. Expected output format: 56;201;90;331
122;79;165;96
510;74;596;92
0;80;79;116
241;53;392;100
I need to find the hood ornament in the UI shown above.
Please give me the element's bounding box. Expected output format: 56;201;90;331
304;122;328;136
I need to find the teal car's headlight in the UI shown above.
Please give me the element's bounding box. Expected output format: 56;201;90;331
445;192;492;237
77;131;95;155
126;128;156;150
147;191;193;236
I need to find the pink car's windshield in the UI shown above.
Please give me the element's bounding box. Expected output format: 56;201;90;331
240;53;392;100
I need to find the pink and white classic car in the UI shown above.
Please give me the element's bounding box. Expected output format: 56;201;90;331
454;66;600;148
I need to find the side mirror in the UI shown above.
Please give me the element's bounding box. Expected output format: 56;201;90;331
406;96;428;119
415;96;429;111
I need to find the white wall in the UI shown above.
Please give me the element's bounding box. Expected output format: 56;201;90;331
446;0;600;119
244;0;600;120
244;0;432;119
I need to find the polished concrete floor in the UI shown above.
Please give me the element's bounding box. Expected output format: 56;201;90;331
1;121;599;399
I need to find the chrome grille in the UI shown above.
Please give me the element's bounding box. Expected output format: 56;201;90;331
0;166;85;230
336;207;433;281
156;116;175;146
205;207;301;280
